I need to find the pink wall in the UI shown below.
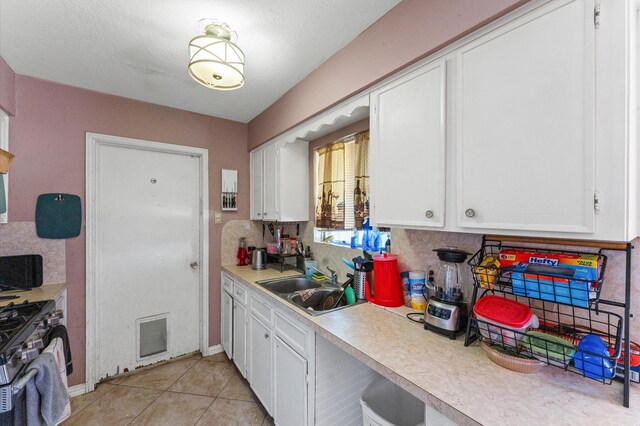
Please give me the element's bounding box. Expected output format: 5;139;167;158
248;0;529;149
9;75;248;386
0;57;16;115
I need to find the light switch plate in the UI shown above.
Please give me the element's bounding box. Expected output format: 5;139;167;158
214;212;222;224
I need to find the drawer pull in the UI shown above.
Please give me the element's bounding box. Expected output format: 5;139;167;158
425;210;434;219
465;208;476;218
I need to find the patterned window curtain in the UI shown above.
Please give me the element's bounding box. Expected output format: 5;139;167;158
354;130;370;229
315;141;345;229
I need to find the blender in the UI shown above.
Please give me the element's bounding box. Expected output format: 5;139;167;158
424;247;471;339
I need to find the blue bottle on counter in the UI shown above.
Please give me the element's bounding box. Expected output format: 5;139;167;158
362;218;371;251
350;229;358;249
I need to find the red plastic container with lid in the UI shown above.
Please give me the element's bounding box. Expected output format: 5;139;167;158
366;253;404;307
473;295;539;346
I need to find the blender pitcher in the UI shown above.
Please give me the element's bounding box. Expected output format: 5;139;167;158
428;248;471;302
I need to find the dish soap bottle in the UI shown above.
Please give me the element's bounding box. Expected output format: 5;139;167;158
350;229;358;249
385;235;391;253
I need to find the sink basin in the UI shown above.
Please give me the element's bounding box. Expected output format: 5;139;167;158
257;276;365;316
260;277;322;294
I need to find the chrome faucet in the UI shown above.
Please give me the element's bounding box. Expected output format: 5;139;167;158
326;267;338;284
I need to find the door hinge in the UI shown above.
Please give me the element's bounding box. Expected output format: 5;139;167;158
594;4;601;29
594;192;601;213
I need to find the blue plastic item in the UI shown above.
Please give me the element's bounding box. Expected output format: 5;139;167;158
511;263;592;307
35;193;82;239
574;334;614;380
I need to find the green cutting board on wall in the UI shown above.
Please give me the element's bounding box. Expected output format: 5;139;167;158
0;175;5;214
35;193;82;239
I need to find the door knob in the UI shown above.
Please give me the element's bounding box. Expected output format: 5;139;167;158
190;261;199;270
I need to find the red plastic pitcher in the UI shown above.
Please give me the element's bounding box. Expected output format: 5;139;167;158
366;253;404;307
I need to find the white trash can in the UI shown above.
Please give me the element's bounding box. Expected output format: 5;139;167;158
360;378;425;426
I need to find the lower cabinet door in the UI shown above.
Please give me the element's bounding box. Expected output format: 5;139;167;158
221;291;233;359
274;336;307;426
249;314;273;414
232;302;247;377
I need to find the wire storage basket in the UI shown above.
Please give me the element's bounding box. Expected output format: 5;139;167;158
468;242;607;308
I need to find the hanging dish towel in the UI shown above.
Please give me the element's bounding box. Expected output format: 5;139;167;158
35;194;82;239
43;338;71;424
24;352;69;426
45;325;73;376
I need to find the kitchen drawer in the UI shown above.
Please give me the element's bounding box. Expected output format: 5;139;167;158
275;311;308;358
223;274;234;295
250;294;273;326
234;283;247;306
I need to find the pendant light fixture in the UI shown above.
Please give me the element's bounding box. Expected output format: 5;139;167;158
188;19;245;91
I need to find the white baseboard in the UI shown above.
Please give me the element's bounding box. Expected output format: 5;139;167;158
202;345;223;357
67;383;88;397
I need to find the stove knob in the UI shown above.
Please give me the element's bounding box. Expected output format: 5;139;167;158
20;347;39;362
27;339;44;349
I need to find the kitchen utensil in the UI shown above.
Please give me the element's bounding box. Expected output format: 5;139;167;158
353;271;369;300
319;289;343;310
423;248;471;339
0;295;19;301
473;295;539;347
365;253;403;307
262;223;265;239
35;193;82;239
480;342;545;374
342;258;356;270
251;249;267;270
268;223;274;236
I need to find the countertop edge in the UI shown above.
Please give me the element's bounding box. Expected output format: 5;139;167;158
221;266;478;426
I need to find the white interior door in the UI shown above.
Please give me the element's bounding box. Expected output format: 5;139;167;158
95;141;201;379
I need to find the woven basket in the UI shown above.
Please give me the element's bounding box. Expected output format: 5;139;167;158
481;341;545;374
0;149;14;174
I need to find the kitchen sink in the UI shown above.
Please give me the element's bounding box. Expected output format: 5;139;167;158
256;276;365;316
260;277;322;294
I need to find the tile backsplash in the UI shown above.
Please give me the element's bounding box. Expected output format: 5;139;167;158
0;221;66;284
221;220;639;339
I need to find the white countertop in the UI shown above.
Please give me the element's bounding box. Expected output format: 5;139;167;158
222;265;640;425
0;283;66;307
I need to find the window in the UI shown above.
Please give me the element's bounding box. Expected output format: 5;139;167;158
313;130;388;250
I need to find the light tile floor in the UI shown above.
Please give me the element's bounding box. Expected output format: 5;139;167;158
63;353;274;426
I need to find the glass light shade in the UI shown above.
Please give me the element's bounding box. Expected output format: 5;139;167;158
188;35;245;90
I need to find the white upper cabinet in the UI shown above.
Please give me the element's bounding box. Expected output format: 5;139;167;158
371;61;447;228
455;0;595;234
250;140;309;222
250;150;264;220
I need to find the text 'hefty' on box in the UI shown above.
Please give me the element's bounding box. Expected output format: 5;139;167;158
498;250;600;281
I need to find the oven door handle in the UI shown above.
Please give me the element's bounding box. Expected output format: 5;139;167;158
11;369;36;394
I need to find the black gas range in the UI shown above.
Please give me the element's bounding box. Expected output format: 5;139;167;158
0;300;63;420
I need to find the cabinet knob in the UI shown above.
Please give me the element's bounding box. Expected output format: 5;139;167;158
425;210;434;219
257;212;262;217
264;333;269;339
465;208;476;218
263;211;267;216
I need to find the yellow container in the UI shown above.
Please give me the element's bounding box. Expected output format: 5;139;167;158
0;149;15;174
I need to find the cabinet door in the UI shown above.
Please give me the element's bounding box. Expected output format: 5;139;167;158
262;143;278;221
249;314;273;414
221;291;233;360
232;302;247;378
456;0;595;233
274;336;307;426
250;150;264;220
372;61;446;228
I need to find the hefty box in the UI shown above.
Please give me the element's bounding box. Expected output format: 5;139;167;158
501;250;601;307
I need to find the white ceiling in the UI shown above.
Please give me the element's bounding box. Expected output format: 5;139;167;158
0;0;401;123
